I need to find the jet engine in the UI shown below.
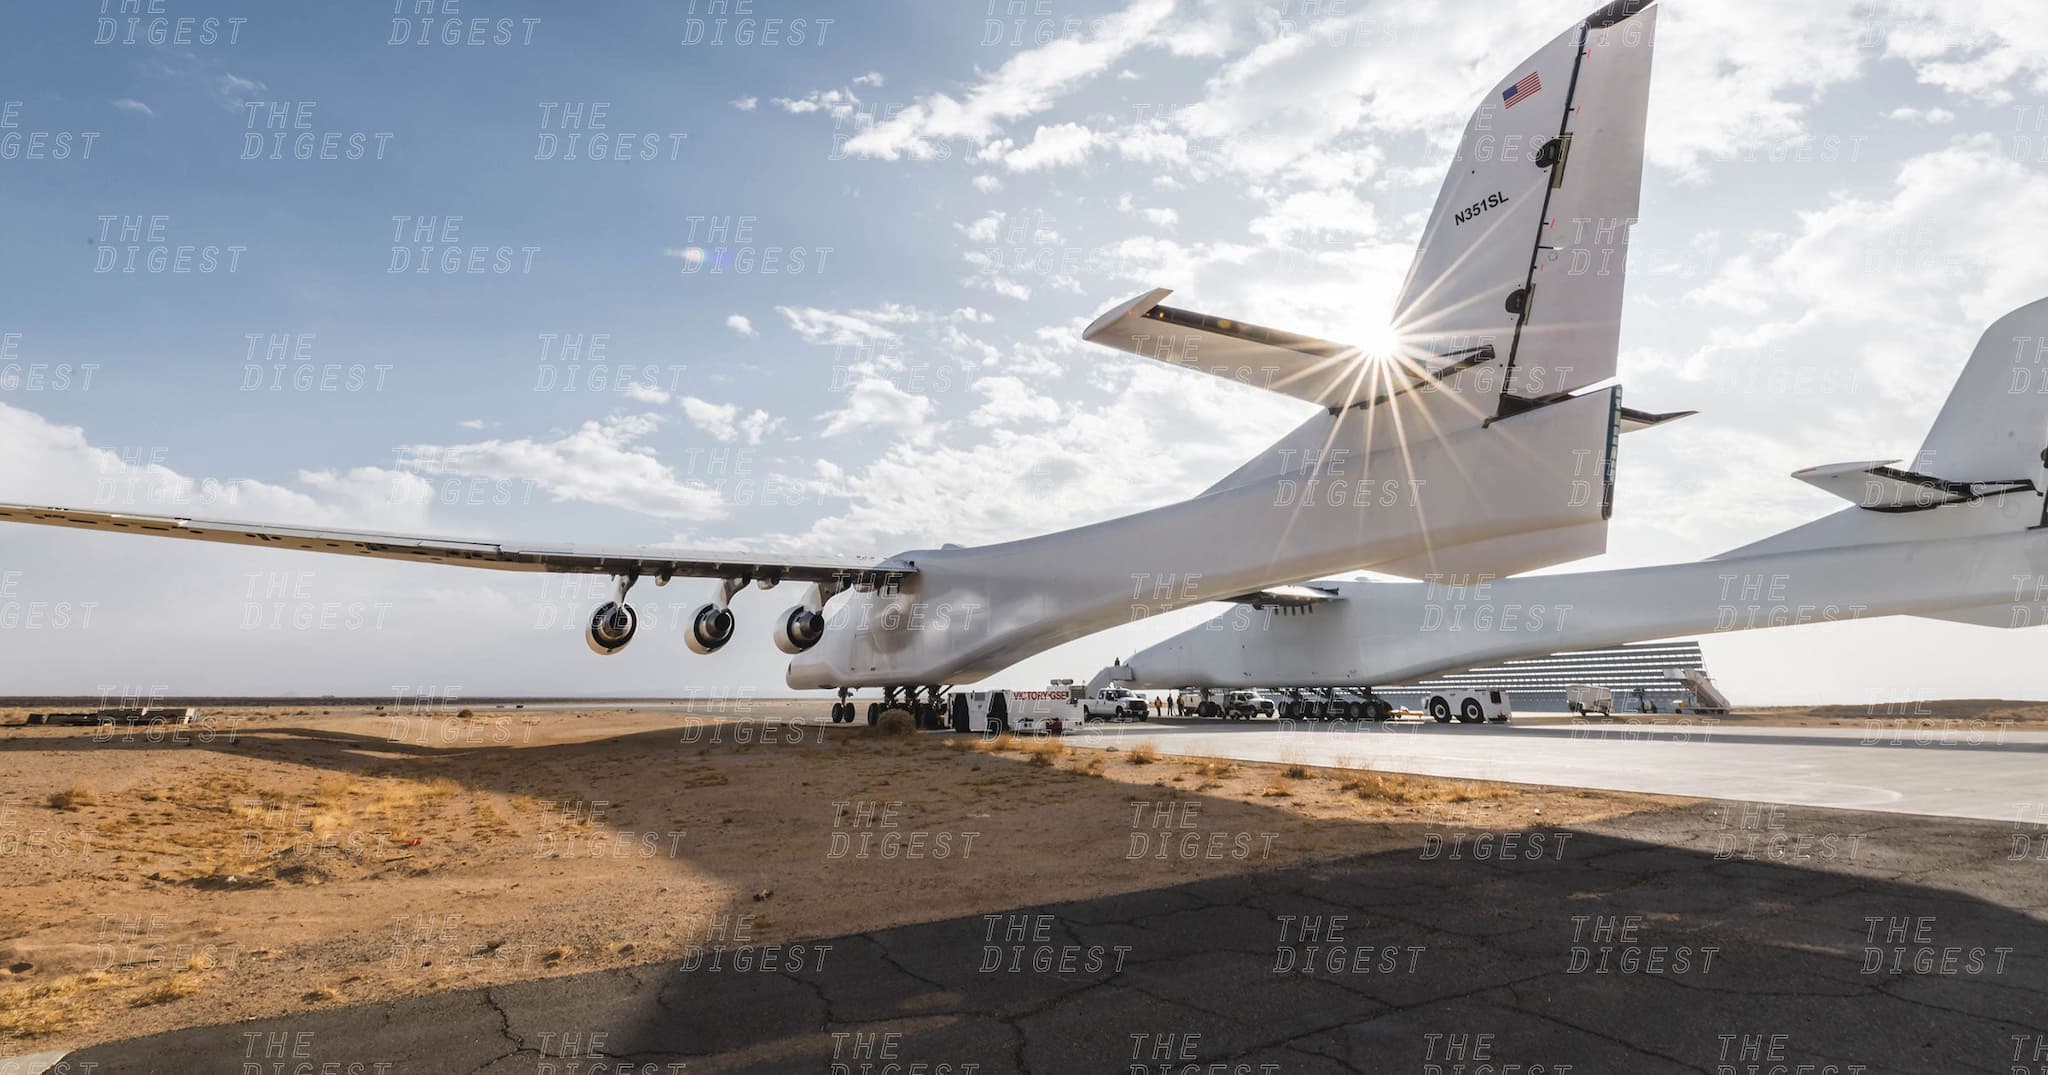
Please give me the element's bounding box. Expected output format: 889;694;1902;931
772;605;826;654
686;602;736;655
586;601;638;655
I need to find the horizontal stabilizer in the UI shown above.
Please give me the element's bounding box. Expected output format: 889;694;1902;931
1618;406;1695;434
1083;288;1494;410
1792;461;2035;513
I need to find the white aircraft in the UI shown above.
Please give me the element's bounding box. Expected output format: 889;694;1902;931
0;1;1668;721
1094;298;2048;714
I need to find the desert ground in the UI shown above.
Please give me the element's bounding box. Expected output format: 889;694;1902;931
0;700;1667;1052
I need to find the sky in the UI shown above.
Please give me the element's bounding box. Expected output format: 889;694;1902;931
4;0;2048;705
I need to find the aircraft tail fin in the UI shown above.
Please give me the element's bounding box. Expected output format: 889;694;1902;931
1393;0;1658;412
1718;297;2048;564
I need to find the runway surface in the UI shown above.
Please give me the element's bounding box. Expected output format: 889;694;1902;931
64;801;2047;1074
1061;716;2047;822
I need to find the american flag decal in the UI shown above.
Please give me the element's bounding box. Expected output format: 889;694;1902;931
1502;71;1542;108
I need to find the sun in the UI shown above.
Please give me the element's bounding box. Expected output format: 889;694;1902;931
1353;320;1407;362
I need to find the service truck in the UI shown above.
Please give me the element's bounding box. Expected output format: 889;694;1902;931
947;687;1070;736
1422;690;1514;724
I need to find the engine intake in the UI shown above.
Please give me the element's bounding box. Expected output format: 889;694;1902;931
585;602;637;655
773;605;826;654
687;602;736;655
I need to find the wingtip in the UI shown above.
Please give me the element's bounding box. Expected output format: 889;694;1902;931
1586;0;1654;30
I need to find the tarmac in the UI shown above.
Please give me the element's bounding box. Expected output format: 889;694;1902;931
55;798;2048;1074
1059;716;2048;823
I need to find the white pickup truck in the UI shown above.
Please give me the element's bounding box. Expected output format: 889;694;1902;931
1078;686;1150;723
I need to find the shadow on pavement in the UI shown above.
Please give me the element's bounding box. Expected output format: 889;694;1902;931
67;800;2048;1074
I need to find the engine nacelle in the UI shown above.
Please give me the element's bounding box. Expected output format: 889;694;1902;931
686;602;736;655
773;605;826;654
586;602;637;656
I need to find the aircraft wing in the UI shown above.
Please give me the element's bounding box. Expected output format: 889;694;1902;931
0;502;912;586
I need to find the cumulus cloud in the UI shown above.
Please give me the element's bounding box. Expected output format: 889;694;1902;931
982;122;1100;172
679;396;785;445
726;314;757;337
400;414;727;521
840;0;1174;160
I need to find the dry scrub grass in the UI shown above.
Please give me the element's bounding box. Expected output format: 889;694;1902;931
1124;744;1159;766
1340;770;1511;805
85;768;483;888
872;710;916;737
46;783;97;811
971;733;1018;754
0;962;216;1038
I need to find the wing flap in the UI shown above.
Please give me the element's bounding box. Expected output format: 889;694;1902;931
0;503;910;585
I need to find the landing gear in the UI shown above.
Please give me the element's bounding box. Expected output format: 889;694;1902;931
841;687;953;730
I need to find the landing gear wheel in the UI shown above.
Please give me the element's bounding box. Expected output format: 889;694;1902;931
867;702;881;726
1459;698;1486;724
1429;696;1452;723
1346;702;1363;722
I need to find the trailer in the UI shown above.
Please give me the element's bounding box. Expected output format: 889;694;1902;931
26;707;198;727
1565;684;1614;717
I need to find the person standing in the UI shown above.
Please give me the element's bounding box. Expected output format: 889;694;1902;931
1152;695;1164;718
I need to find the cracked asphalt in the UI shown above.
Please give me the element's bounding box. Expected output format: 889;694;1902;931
64;800;2048;1074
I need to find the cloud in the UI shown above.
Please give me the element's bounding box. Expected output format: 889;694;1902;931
971;174;1004;193
958;211;1005;244
776;305;912;347
111;98;154;117
725;314;757;337
400;414;727;521
1883;106;1956;124
772;87;863;123
982;122;1100;172
458;419;486;430
730;96;758;112
0;402;434;530
816;375;936;440
760;360;1302;554
679;396;785;445
852;71;885;87
622;384;672;405
840;0;1174;160
214;73;265;111
1247;187;1378;245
